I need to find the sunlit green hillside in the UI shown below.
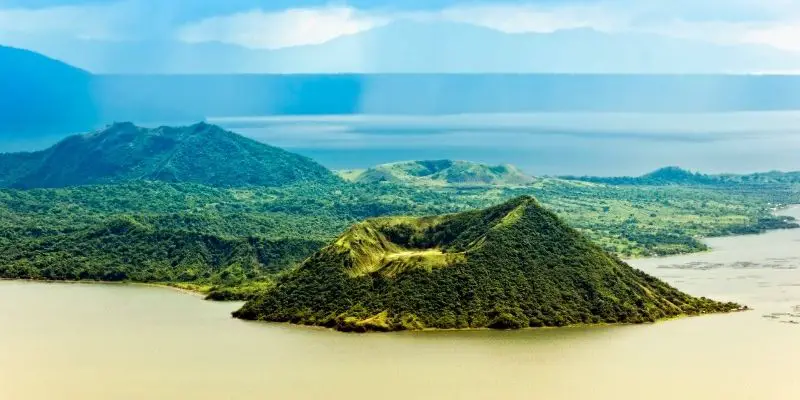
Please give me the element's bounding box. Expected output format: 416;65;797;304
234;196;742;331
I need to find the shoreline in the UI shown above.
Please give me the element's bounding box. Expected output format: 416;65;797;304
4;206;790;331
135;282;209;298
0;276;755;336
236;307;751;335
622;203;800;261
0;278;209;298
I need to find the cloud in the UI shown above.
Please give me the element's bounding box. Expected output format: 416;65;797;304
176;6;389;49
435;1;800;52
174;3;622;49
0;1;143;40
742;24;800;51
2;0;800;54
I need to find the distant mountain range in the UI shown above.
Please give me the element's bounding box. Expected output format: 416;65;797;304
0;45;96;135
12;22;800;74
563;166;800;186
0;122;338;188
6;24;800;142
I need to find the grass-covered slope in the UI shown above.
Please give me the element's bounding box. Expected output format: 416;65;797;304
234;196;741;331
0;122;339;188
341;160;534;187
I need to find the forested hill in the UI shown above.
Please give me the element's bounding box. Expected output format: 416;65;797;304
339;160;535;187
564;167;715;185
233;196;741;332
0;122;339;188
564;166;800;186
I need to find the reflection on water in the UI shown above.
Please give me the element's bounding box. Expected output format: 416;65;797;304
1;209;800;399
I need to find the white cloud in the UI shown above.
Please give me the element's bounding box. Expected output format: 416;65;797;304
176;6;389;50
173;3;622;49
742;24;800;51
3;0;800;55
0;2;141;40
430;1;800;53
441;1;800;54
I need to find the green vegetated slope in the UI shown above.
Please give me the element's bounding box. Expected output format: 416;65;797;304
521;178;798;257
0;215;322;287
340;160;534;187
234;196;741;331
0;124;797;299
1;176;796;297
0;122;338;188
0;180;467;298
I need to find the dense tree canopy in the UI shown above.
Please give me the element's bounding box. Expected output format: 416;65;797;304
0;122;339;189
234;197;742;331
0;122;796;302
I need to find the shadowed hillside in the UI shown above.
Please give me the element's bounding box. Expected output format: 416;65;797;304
0;45;97;135
0;122;339;188
0;215;323;288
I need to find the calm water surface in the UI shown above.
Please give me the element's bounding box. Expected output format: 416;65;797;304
2;209;800;400
7;112;800;176
212;112;800;176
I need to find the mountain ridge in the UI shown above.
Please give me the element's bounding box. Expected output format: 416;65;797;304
7;40;800;141
0;122;339;188
0;45;96;134
563;166;800;186
13;21;800;73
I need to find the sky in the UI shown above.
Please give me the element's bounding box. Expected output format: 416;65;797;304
0;0;799;52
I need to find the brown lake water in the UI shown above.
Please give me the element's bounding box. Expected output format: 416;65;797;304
1;208;799;400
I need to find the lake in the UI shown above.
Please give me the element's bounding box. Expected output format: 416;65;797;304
1;208;799;400
7;111;800;177
212;112;800;176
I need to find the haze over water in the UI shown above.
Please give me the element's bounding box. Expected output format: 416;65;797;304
212;111;800;176
2;209;799;400
5;111;800;176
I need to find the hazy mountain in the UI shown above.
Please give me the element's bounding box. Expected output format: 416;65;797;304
0;122;339;188
268;22;800;74
5;33;800;146
11;22;800;74
234;196;741;331
565;166;800;187
339;160;535;187
3;36;261;75
0;45;97;135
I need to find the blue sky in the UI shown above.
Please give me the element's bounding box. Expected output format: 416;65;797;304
1;0;799;52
